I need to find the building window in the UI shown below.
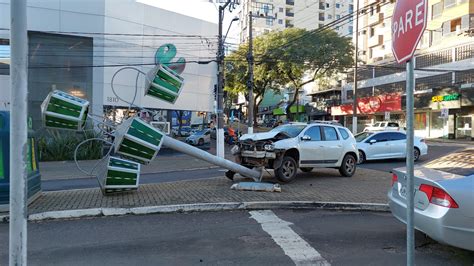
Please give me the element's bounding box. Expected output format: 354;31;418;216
328;14;332;19
0;39;10;75
335;26;340;30
348;4;353;13
326;3;330;8
336;3;340;8
348;26;353;34
450;18;462;33
266;17;273;26
336;15;340;19
444;0;456;8
278;19;283;24
319;13;325;21
432;2;443;19
28;32;93;130
279;7;283;12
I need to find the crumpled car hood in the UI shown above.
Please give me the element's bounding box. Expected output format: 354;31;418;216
239;131;286;141
240;131;290;141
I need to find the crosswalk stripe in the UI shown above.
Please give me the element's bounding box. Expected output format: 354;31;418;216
250;210;330;266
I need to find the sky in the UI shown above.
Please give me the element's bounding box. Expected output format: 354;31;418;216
137;0;241;44
137;0;219;23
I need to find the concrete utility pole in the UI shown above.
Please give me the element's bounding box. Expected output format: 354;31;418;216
9;0;28;265
247;11;254;134
352;0;360;134
216;0;239;158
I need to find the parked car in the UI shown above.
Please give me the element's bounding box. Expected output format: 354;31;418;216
364;121;401;132
185;129;211;146
171;126;193;137
355;130;427;164
388;148;474;251
229;122;359;182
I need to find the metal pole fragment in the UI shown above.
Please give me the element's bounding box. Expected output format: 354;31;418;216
352;0;360;134
9;0;28;265
247;11;254;134
162;136;261;180
406;59;415;266
216;5;225;158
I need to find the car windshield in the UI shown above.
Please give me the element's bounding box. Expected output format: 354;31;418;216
355;132;373;142
193;130;207;136
270;124;306;138
374;122;382;127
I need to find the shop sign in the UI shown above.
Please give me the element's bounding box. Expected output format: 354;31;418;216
331;94;402;116
431;93;460;103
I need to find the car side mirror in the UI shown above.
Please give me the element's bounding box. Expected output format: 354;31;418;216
301;135;311;141
369;139;377;144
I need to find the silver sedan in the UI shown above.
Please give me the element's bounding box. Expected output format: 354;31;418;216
388;148;474;251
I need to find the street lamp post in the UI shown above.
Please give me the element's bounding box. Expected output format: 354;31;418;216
216;0;239;158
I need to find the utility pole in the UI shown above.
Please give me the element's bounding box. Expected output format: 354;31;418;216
352;0;360;134
216;0;239;158
247;11;254;134
9;0;28;265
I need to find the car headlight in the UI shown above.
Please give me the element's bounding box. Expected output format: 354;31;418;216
264;144;275;151
231;145;240;155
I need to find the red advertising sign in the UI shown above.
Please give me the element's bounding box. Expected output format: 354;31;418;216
331;94;402;116
391;0;428;63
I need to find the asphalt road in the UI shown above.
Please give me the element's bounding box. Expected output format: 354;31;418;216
0;210;472;265
358;144;464;172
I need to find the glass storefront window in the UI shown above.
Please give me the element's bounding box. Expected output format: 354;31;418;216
415;113;427;130
456;115;472;139
430;111;446;138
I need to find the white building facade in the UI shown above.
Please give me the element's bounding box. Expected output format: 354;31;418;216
0;0;217;129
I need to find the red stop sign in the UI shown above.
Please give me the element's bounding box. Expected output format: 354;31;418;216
391;0;428;63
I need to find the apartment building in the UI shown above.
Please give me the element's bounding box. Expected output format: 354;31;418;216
239;0;354;43
334;0;474;140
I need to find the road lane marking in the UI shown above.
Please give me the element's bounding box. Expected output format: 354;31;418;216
249;210;330;266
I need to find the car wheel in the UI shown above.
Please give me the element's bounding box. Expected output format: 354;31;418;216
414;147;420;162
276;156;298;183
339;154;356;177
198;139;204;146
357;150;366;164
300;167;313;173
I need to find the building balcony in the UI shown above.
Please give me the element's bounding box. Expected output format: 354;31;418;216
368;35;383;48
367;13;383;26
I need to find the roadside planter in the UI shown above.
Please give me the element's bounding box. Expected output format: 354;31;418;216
114;117;164;164
144;64;184;104
101;156;140;194
41;90;89;131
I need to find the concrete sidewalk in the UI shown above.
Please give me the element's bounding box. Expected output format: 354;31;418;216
23;167;390;216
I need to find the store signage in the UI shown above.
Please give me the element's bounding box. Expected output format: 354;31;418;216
431;93;460;103
331;94;402;116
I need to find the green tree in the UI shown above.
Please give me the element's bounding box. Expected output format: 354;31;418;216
225;28;354;122
267;28;354;119
225;36;282;126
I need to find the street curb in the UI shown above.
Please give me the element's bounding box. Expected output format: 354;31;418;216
0;201;389;222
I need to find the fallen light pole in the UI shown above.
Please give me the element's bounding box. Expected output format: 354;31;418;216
162;135;261;181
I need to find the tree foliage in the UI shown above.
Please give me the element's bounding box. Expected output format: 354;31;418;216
225;27;354;122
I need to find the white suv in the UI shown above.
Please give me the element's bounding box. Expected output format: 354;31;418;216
228;122;359;182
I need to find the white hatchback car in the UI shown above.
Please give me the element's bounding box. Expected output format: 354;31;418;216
355;130;428;164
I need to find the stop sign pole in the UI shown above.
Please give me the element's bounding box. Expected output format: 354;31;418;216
391;0;428;265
